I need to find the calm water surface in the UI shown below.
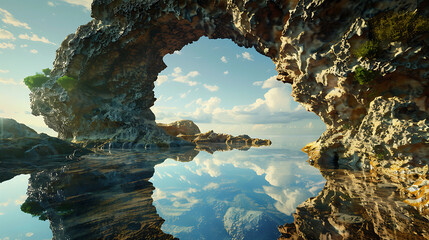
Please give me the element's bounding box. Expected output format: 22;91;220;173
0;135;324;239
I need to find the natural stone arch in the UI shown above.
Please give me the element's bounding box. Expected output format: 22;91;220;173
32;0;291;145
30;0;428;165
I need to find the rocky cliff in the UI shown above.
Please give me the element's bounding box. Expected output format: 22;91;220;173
29;2;427;171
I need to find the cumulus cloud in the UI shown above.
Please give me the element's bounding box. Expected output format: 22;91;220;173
156;75;168;86
19;33;56;45
173;50;182;55
177;76;313;124
0;77;17;85
203;182;219;190
203;84;219;92
25;232;34;237
30;49;38;54
48;1;55;6
0;29;14;40
220;56;228;63
0;8;30;29
0;42;15;49
224;71;229;75
171;67;199;86
61;0;92;10
242;52;254;61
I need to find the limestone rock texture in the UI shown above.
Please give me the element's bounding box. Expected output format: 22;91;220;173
0;118;86;160
278;169;429;240
30;1;428;162
157;120;201;136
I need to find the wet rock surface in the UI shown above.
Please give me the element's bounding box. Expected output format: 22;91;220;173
278;169;429;240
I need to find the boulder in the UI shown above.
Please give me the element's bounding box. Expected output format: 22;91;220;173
157;120;201;137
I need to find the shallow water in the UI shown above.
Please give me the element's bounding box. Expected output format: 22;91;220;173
1;135;427;239
0;135;323;239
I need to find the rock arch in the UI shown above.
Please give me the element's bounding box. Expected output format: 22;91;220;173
30;0;428;165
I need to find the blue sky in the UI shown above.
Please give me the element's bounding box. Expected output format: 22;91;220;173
0;0;325;138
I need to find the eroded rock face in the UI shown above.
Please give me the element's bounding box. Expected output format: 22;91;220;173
157;120;201;136
0;118;86;161
278;169;429;240
30;1;428;163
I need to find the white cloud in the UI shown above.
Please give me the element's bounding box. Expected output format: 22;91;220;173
0;69;9;73
242;52;254;61
15;195;27;205
220;56;228;63
0;8;30;29
156;75;168;86
0;42;15;49
171;67;199;86
0;212;3;215
236;54;241;58
203;84;219;92
253;81;263;86
60;0;92;10
203;182;219;190
0;29;14;40
30;49;38;54
259;75;283;89
165;96;173;102
0;77;17;85
180;90;191;98
25;232;34;237
48;1;55;6
223;71;229;75
173;50;182;55
19;33;55;45
0;200;10;207
20;44;28;48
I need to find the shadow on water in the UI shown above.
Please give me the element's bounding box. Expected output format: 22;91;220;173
1;143;428;239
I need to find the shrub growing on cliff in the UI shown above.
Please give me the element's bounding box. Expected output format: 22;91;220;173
23;68;51;91
354;66;379;85
56;75;77;91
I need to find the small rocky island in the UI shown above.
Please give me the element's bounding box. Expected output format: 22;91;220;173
158;120;271;153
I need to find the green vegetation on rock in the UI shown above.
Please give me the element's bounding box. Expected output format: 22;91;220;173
23;68;51;91
353;11;428;60
20;201;47;220
372;11;429;43
354;66;379;85
354;40;381;60
57;75;78;91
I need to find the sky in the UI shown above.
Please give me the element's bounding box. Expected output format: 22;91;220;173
0;0;325;138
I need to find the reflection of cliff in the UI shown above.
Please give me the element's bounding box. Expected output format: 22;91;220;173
22;150;201;239
279;169;429;240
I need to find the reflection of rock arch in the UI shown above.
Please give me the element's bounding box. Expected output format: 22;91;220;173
30;0;428;164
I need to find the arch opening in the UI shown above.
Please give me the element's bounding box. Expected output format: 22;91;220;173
152;37;325;142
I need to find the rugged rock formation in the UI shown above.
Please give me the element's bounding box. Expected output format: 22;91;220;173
29;0;428;166
278;169;429;240
0;118;86;161
157;120;271;153
157;120;201;136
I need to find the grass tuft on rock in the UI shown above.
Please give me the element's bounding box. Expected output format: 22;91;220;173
354;66;379;85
